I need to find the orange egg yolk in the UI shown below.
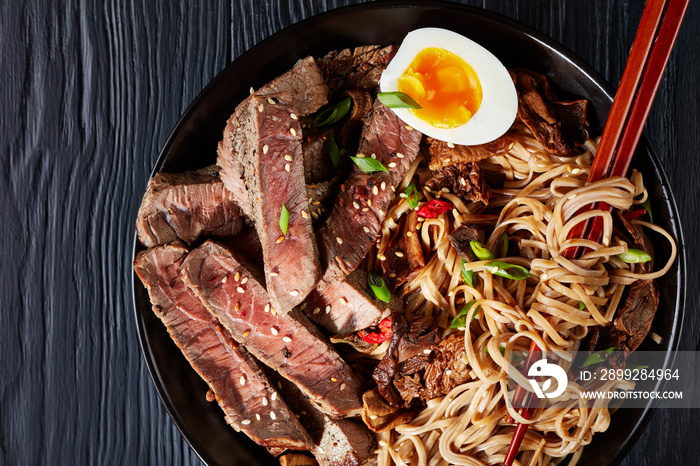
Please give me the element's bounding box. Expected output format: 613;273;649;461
397;47;483;129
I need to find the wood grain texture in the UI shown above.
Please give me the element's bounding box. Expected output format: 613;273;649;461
0;0;697;465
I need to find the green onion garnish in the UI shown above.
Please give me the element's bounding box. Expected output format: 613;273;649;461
484;261;531;280
484;345;506;357
312;96;352;127
578;302;586;311
450;300;481;328
368;272;391;303
461;259;475;287
279;204;289;235
326;132;341;169
642;198;654;223
351;156;389;173
499;233;509;257
617;248;651;263
469;241;493;261
406;183;420;209
581;347;616;367
377;91;422;109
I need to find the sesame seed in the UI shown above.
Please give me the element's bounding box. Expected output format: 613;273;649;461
331;377;338;383
290;128;296;137
353;201;360;209
312;200;321;206
370;415;378;420
290;290;299;297
241;277;248;285
381;181;386;190
379;440;387;447
340;383;346;391
424;186;432;193
508;142;515;150
395;251;404;257
311;211;319;219
300;302;307;310
277;382;282;389
405;125;413;131
336;237;343;244
283;336;292;343
446;370;452;376
264;304;270;313
362;207;369;212
363;226;370;233
373;186;379;195
271;392;277;401
570;193;578;199
356;153;365;158
235;303;240;312
237;286;245;293
340;297;348;305
234;272;240;281
284;154;293;162
399;193;407;198
249;87;254;94
258;104;264;112
378;254;386;261
416;223;422;230
406;231;413;237
325;305;331;314
397;152;404;158
290;113;298;120
222;276;228;283
242;419;251;425
459;177;467;186
255;414;261;421
441;187;450;193
262;397;268;406
423;349;431;355
603;237;610;246
388;162;397;168
269;272;278;276
371;153;377;159
276;236;285;244
284;164;291;172
447;142;455;148
240;376;246;385
271;327;279;335
243;330;250;337
270;411;276;420
313;307;321;314
444;157;451;163
367;199;372;207
572;168;581;175
301;210;308;218
540;273;548;281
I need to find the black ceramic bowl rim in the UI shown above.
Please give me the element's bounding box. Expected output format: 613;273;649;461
131;2;686;465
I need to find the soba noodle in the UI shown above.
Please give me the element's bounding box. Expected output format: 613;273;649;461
368;121;676;466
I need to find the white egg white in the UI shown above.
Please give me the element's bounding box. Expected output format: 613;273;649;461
379;27;518;146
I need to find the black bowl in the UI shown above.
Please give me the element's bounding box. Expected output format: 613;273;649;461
132;2;686;465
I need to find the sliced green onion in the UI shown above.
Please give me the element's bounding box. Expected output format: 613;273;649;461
642;198;654;223
469;241;493;260
312;96;352;127
617;248;651;263
377;91;422;109
351;156;388;173
484;345;506;357
450;300;481;328
279;204;289;235
484;261;531;280
499;233;509;258
368;272;391;303
581;347;616;367
326;132;341;169
578;302;586;311
406;183;420;209
461;259;475;287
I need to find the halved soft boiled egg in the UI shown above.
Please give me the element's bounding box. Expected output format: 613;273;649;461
380;28;518;146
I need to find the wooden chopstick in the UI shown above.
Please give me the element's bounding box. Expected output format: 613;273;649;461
502;1;689;463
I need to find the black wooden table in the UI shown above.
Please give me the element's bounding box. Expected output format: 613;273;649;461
1;0;697;464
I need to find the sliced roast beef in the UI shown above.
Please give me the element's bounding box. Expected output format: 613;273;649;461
135;166;245;247
448;224;487;262
304;269;402;334
427;135;511;171
511;70;590;155
381;212;425;291
318;45;398;96
274;376;377;466
133;243;312;452
180;240;364;419
336;89;374;149
316;100;423;290
306;178;340;225
302;129;336;185
421;162;491;205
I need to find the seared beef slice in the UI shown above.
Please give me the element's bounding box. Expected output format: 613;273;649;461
317;100;422;289
181;241;364;419
218;57;329;314
136;166;245;247
133;243;312;451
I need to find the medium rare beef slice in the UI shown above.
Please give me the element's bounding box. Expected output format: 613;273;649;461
448;224;486;262
302;129;336;184
317;100;422;289
181;240;364;419
381;212;425;291
318;45;398;95
304;269;403;334
135;166;245;247
511;70;589;155
614;279;659;353
421;162;491;205
427;135;511;171
133;243;311;451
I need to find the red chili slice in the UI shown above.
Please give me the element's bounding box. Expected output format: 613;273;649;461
358;317;393;344
622;207;647;221
416;199;453;219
